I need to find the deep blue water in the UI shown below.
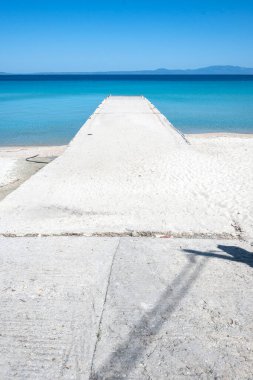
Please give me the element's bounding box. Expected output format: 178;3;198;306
0;75;253;145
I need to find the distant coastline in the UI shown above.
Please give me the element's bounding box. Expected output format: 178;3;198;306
1;65;253;75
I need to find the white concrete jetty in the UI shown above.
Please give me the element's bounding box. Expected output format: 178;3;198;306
0;96;186;235
0;96;251;237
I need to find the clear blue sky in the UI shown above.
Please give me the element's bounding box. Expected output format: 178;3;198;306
0;0;253;73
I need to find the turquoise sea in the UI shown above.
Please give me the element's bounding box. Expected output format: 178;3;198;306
0;75;253;146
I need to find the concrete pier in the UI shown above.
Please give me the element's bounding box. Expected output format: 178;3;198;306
0;96;189;236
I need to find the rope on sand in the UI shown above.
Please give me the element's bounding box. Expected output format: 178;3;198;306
25;154;52;164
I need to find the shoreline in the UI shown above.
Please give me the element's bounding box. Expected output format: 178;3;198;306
0;132;253;151
0;145;67;155
186;132;253;138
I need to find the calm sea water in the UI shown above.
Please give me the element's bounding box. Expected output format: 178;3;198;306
0;75;253;145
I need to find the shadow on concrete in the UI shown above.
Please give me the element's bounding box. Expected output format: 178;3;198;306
90;256;206;379
183;245;253;269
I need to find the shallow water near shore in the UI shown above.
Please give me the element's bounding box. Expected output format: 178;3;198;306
0;75;253;145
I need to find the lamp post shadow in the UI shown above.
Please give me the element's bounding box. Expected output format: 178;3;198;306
90;256;206;380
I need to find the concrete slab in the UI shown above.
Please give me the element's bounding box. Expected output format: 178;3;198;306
0;237;252;379
0;237;119;379
90;238;253;379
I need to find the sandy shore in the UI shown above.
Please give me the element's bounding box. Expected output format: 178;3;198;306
0;134;252;207
0;133;253;220
0;145;66;201
0;133;253;201
186;132;253;138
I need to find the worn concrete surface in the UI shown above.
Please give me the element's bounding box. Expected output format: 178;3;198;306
0;237;252;379
1;96;252;238
0;237;119;379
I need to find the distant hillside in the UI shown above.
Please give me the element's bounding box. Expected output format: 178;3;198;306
99;66;253;75
1;66;253;75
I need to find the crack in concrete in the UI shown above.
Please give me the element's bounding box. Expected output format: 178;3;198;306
89;237;121;379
